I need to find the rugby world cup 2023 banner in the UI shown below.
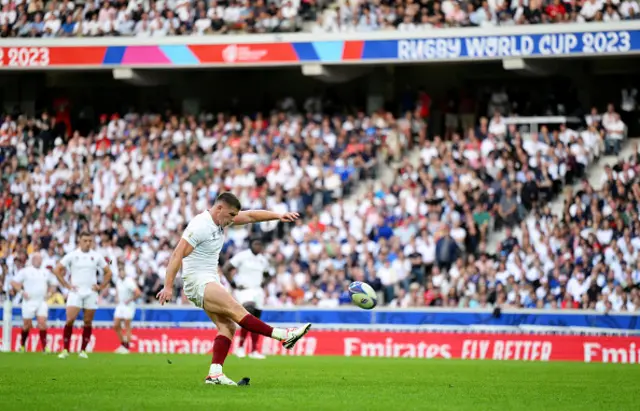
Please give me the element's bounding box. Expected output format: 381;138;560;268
9;327;640;364
0;22;638;69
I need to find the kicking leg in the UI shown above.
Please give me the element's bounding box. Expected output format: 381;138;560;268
204;311;237;386
203;282;311;350
59;306;81;358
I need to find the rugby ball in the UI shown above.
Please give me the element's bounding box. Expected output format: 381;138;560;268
349;281;378;310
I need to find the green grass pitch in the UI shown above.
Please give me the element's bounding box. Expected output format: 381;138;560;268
1;353;639;411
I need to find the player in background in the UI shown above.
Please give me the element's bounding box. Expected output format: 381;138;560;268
113;269;141;354
10;252;58;353
53;231;112;359
156;192;312;385
222;237;271;360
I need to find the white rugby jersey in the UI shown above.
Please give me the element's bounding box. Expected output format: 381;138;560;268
59;249;107;293
116;276;138;306
229;249;270;289
13;266;57;301
181;211;224;281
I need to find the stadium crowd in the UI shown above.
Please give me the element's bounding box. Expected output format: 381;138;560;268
0;93;638;313
0;0;638;38
0;0;319;37
313;0;640;33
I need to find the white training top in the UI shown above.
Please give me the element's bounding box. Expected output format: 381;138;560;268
13;266;57;301
116;276;138;306
182;211;225;282
229;249;270;289
59;249;107;294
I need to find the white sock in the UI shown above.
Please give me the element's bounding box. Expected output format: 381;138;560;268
209;363;222;376
271;328;287;341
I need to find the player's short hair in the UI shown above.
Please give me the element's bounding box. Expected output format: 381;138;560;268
79;231;92;238
215;192;242;210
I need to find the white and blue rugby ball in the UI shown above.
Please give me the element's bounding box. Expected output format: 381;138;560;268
349;281;378;310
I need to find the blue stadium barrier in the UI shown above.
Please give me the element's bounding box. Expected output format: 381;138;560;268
2;306;639;330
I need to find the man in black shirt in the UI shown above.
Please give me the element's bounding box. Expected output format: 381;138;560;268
524;0;544;24
521;172;539;211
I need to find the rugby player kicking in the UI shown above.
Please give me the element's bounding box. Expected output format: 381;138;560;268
156;192;311;385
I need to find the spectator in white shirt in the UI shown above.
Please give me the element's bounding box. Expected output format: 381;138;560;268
117;12;135;35
224;0;242;23
175;0;192;22
488;111;507;138
83;13;101;36
281;0;297;19
585;106;601;127
579;0;603;21
43;12;61;34
207;0;225;19
0;4;17;26
194;10;211;34
605;113;626;154
397;14;417;31
601;103;618;129
134;13;152;37
619;0;640;18
603;4;621;20
150;15;168;36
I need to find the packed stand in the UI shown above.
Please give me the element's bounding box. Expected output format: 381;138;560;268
312;0;640;32
251;105;630;310
0;104;385;306
486;144;640;313
0;0;323;38
1;100;638;312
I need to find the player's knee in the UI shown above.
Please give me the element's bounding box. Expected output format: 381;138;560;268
242;302;257;316
113;322;121;331
225;303;249;323
37;322;46;330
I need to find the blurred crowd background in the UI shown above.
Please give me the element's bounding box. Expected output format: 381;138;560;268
0;0;638;38
1;78;639;312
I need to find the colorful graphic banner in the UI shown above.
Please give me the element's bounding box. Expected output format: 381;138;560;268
10;327;640;363
0;29;638;69
4;306;639;330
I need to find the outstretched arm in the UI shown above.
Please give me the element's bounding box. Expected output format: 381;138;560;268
232;210;299;226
